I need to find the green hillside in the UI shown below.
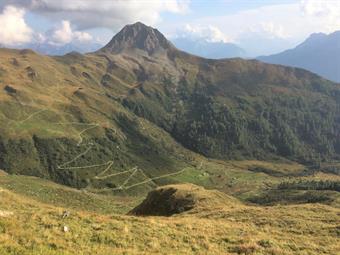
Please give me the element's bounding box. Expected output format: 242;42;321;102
0;22;339;194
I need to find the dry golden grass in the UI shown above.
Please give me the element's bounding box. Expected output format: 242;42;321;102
0;183;339;255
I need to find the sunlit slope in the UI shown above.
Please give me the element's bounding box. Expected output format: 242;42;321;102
0;180;339;255
0;22;340;194
122;50;340;163
0;48;200;192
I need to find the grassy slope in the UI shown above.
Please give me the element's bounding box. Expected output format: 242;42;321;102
123;50;340;162
0;171;140;215
1;47;340;195
0;179;339;255
0;49;200;191
0;47;319;199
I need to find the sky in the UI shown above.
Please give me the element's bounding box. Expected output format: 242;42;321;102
0;0;339;56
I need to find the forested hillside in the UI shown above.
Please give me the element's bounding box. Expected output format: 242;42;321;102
0;22;340;191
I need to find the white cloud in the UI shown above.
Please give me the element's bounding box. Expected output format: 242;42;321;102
35;33;46;43
74;31;93;42
300;0;340;32
253;22;290;40
0;5;32;46
187;0;340;56
300;0;340;16
49;20;93;45
0;0;190;30
178;24;232;43
51;20;73;45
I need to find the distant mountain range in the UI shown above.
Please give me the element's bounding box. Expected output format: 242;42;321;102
28;42;103;55
258;31;340;82
172;37;246;59
0;42;102;56
3;29;339;85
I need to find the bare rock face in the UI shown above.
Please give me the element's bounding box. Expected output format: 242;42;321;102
100;22;175;55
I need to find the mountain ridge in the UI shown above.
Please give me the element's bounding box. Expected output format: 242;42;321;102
258;31;340;82
100;22;175;55
0;22;339;192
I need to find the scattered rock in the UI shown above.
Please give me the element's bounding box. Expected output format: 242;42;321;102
0;210;13;217
4;85;16;94
82;72;92;80
101;73;113;87
11;58;20;67
26;66;37;80
73;87;85;97
62;210;70;219
63;225;69;232
70;66;79;77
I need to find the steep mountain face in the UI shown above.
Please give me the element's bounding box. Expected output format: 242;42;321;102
258;31;340;82
100;22;174;55
0;22;339;191
122;54;340;162
172;37;246;59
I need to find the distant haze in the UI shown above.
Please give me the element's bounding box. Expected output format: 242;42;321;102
258;31;340;82
172;37;246;59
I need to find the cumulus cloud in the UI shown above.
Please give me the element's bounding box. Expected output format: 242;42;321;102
300;0;340;32
49;20;93;45
50;20;73;45
0;0;190;30
0;5;32;46
186;0;340;56
253;22;290;40
300;0;340;16
177;24;232;43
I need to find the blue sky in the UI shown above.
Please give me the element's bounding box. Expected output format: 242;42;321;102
0;0;339;56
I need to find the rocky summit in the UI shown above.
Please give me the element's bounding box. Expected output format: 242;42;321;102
100;22;174;54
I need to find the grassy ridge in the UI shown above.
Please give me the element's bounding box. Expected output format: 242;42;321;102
1;43;340;193
0;178;339;255
0;48;201;191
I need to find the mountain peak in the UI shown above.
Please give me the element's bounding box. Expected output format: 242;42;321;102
302;32;327;44
100;22;174;54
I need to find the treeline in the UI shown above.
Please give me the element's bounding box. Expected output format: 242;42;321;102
122;73;340;164
278;180;340;192
171;81;340;163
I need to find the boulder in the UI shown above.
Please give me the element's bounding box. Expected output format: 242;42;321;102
129;183;239;216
